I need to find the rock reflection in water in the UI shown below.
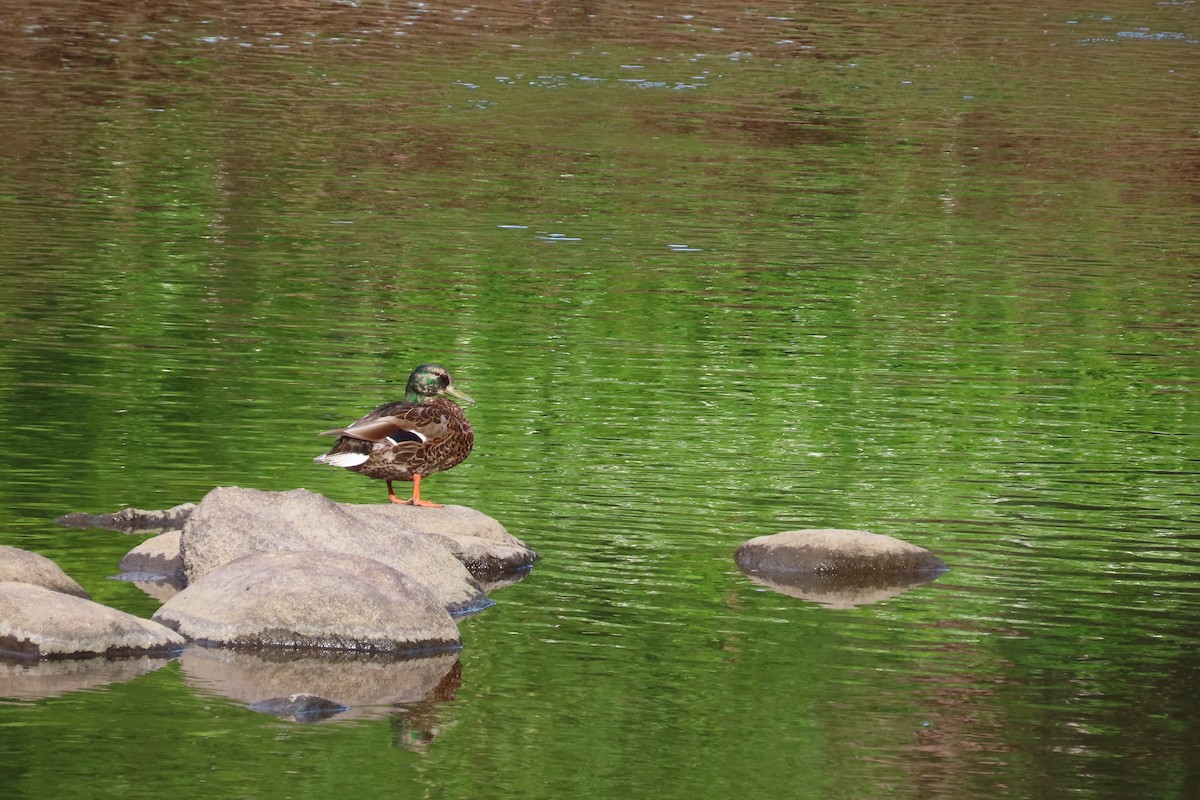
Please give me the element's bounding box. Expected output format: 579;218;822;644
474;567;533;597
0;654;175;700
113;573;185;603
179;645;461;723
739;569;946;609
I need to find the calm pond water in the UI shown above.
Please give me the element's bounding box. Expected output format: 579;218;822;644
2;0;1198;797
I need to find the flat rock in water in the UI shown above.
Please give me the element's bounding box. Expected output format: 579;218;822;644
118;531;184;578
153;550;462;655
180;487;501;613
0;582;185;661
0;545;90;599
735;529;948;576
116;531;186;603
56;503;195;534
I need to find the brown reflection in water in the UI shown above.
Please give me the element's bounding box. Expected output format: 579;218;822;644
834;629;1018;798
179;645;462;723
740;568;946;608
0;0;819;58
1;0;1192;207
902;645;1016;798
389;658;463;750
0;654;174;699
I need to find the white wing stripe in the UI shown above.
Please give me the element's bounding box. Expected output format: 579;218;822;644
313;452;371;467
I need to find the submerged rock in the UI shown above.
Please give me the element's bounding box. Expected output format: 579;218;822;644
735;529;948;608
0;582;185;661
248;694;349;723
56;503;195;534
0;545;90;599
153;550;462;655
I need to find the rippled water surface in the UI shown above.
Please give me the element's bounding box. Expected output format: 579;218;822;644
1;1;1198;798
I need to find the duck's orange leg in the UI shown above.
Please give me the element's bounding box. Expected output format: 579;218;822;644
388;474;443;508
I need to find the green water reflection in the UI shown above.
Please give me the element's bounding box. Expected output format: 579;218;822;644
1;0;1198;798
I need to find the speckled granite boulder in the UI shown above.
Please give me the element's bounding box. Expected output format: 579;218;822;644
153;550;461;655
0;546;90;599
67;488;537;605
0;582;185;661
179;487;521;613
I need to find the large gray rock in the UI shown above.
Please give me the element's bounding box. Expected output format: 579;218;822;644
0;546;90;599
0;582;185;660
153;550;461;655
735;529;948;575
180;487;494;613
87;489;536;599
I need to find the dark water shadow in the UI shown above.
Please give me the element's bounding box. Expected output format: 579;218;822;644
475;565;534;596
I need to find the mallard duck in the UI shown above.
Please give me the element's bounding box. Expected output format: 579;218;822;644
314;364;474;507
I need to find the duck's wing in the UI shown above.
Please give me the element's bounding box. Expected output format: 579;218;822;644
320;402;452;445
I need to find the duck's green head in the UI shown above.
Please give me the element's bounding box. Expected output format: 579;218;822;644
405;363;475;405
